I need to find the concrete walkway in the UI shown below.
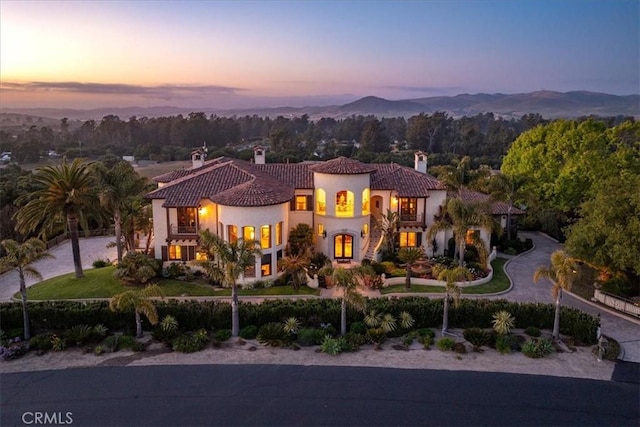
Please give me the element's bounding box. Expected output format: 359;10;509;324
0;236;117;302
2;233;638;363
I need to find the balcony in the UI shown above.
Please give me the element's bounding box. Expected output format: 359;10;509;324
168;224;200;241
399;213;425;227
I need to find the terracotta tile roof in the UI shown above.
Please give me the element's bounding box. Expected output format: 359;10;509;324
309;157;377;174
210;178;294;207
457;187;525;215
253;163;314;188
152;156;236;183
370;163;446;196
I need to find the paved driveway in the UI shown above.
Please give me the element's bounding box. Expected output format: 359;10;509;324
0;236;117;302
494;231;640;363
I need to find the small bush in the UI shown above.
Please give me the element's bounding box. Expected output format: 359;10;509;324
419;335;433;349
349;321;367;335
297;328;324;346
463;328;492;349
239;325;258;340
29;333;54;352
495;334;521;354
343;332;367;350
131;341;146;352
453;342;467;354
524;326;541;337
118;335;136;350
102;335;120;352
93;324;109;338
94;345;104;355
437;337;456;351
522;338;555;358
492;311;515;335
380;261;396;274
213;329;232;342
257;323;291;347
320;335;345;355
172;334;207;353
51;335;66;352
92;259;110;268
65;324;93;346
416;328;435;339
0;342;28;360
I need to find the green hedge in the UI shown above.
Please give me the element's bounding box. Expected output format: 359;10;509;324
0;297;599;344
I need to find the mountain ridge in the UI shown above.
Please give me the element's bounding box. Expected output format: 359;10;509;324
2;90;638;121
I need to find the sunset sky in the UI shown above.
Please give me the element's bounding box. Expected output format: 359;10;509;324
1;0;638;109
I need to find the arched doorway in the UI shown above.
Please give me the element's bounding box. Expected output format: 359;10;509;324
334;234;353;260
371;195;384;221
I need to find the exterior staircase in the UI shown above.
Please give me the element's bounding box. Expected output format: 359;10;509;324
364;223;382;261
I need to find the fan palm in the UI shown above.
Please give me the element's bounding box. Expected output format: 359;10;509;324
198;229;261;337
332;267;366;336
109;284;164;338
278;250;311;290
397;247;424;290
533;250;577;340
427;197;498;267
437;266;473;335
0;238;54;340
14;158;98;278
93;160;148;262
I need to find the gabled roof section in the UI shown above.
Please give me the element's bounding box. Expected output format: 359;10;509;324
309;156;376;174
252;163;314;188
210;177;294;207
371;163;445;196
146;161;255;207
457;187;525;216
152;156;236;183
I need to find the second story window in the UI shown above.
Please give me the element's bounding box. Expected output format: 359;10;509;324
291;195;313;211
228;225;238;243
260;225;271;249
335;190;354;217
400;198;417;221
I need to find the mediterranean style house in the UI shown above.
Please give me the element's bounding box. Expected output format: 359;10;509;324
146;148;518;281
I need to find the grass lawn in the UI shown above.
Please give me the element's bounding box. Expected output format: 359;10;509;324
380;258;510;295
20;266;319;300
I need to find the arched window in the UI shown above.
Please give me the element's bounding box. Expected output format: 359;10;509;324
335;190;354;217
362;188;370;215
316;188;326;215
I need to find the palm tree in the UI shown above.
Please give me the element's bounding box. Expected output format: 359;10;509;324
332;267;366;336
487;173;528;241
0;239;54;340
427;198;497;267
198;229;261;337
15;158;98;278
93;160;148;263
109;284;164;338
397;247;424;290
533;250;577;341
278;250;311;290
437;266;472;336
376;209;400;257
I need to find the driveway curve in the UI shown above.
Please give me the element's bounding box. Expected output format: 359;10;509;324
494;231;640;362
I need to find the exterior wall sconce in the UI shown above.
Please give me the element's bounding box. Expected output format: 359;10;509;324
322;230;327;239
198;206;205;215
360;230;365;238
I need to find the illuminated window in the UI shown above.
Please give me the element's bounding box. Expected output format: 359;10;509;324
362;223;369;235
228;225;238;243
466;229;480;245
261;254;272;277
318;223;324;236
399;232;418;247
261;225;271;249
195;250;208;261
176;207;197;233
362;188;370;215
400;198;418;221
276;222;283;245
316;188;326;215
243;226;255;241
168;245;182;260
296;195;307;210
334;234;353;259
335;190;354;217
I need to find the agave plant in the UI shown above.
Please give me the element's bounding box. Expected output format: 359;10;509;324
283;317;301;335
160;315;179;333
492;311;515;335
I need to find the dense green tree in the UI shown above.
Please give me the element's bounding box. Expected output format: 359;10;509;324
360;119;390;153
0;238;53;340
15;159;99;278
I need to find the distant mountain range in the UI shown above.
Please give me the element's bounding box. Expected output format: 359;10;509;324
2;91;638;122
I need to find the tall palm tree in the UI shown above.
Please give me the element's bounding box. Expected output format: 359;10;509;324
376;209;400;257
109;284;164;338
397;247;424;290
533;250;577;341
14;158;98;278
437;266;472;336
93;160;148;262
198;229;261;337
0;239;54;340
486;173;528;241
332;267;366;336
427;198;497;267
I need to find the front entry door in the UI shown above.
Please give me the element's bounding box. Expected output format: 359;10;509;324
334;234;353;259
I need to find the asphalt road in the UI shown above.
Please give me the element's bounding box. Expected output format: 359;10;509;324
2;365;638;427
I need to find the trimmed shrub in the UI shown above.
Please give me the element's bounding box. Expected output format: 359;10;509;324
29;333;54;352
437;337;456;351
453;342;467;354
349;321;367;335
172;334;207;353
118;335;136;350
320;335;345;355
495;334;521;354
65;324;93;346
102;335;119;352
239;325;258;340
297;328;324;346
92;259;110;268
343;332;367;350
213;329;232;342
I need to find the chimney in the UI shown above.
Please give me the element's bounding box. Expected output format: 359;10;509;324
414;151;427;173
254;145;266;165
191;148;206;169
